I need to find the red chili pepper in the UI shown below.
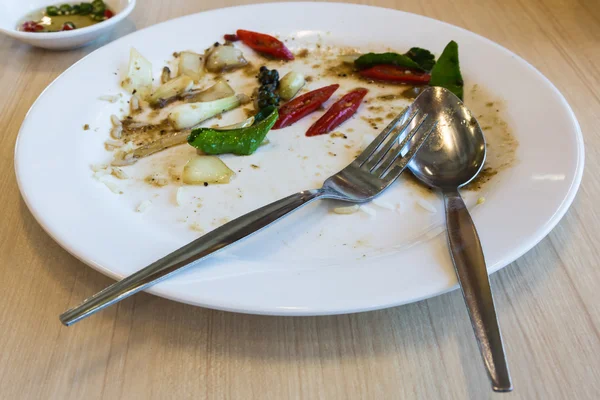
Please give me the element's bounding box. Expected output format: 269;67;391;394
224;33;239;42
273;84;340;130
61;23;75;31
104;9;115;19
359;65;431;84
306;88;368;137
22;21;44;32
236;29;294;60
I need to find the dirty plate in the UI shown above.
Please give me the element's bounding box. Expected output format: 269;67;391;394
15;3;583;315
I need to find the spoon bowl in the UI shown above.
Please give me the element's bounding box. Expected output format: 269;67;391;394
406;87;486;189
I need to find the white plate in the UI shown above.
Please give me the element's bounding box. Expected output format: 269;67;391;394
15;3;584;315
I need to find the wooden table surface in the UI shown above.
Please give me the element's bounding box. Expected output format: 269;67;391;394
1;0;599;399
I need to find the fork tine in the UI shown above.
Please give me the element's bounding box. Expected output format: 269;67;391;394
380;120;438;182
364;112;427;172
373;114;431;177
354;108;418;167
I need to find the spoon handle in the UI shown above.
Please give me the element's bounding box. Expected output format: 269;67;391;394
443;189;512;392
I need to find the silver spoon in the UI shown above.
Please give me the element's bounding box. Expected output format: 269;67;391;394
405;87;512;392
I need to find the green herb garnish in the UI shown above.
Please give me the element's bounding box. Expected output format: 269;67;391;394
46;6;59;16
404;47;436;71
354;52;423;71
429;41;464;100
79;3;93;15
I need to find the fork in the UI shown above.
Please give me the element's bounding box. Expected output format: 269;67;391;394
60;106;437;326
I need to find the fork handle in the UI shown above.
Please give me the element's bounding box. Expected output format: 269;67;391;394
60;189;326;326
442;189;512;392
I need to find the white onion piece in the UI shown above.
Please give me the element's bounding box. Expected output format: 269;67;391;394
161;66;172;84
111;152;136;166
130;131;189;160
205;45;248;72
169;94;242;129
187;80;235;103
121;48;153;99
148;75;194;105
121;142;135;152
90;164;108;172
110;114;122;127
104;140;123;151
130;94;140;112
92;170;109;179
110;125;123;139
182;156;234;184
111;167;128;180
176;187;185;206
98;177;123;194
279;71;305;100
178;51;205;82
213;116;254;130
333;205;360;215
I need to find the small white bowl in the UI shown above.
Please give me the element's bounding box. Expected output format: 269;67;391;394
0;0;135;50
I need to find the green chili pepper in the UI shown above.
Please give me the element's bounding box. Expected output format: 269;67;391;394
79;3;93;15
253;106;274;123
429;41;464;100
59;4;73;15
354;52;423;71
188;106;279;156
46;6;59;16
92;0;106;14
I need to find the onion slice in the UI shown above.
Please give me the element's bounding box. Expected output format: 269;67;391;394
130;131;190;159
205;44;248;73
178;51;205;82
279;71;305;100
213;116;255;130
182;155;234;184
148;75;194;106
333;205;360;214
183;80;235;103
168;94;243;129
121;48;153;99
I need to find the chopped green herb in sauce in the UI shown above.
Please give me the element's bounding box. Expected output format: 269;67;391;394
19;1;114;32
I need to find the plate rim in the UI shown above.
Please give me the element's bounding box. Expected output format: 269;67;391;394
14;2;585;316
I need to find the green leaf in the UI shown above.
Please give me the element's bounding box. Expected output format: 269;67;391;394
354;52;423;71
429;41;464;100
404;47;436;71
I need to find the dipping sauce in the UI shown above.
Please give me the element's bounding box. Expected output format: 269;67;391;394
18;1;114;32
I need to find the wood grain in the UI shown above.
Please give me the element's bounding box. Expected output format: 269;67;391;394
1;0;599;399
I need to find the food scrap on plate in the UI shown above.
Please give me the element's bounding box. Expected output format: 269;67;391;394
96;30;466;204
